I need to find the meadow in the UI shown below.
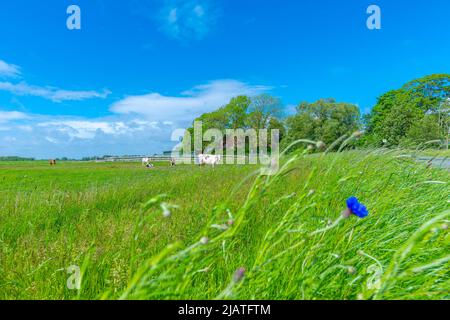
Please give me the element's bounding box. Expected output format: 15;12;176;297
0;149;449;300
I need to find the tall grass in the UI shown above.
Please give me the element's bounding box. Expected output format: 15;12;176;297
0;162;253;299
0;148;449;300
115;148;450;300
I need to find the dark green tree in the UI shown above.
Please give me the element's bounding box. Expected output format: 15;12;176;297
247;94;282;129
184;94;285;154
284;98;361;149
364;74;450;146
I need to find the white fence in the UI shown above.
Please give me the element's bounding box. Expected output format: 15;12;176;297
95;155;251;164
95;156;173;163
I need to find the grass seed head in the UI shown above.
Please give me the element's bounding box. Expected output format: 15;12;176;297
352;131;364;138
233;267;246;283
347;267;356;274
316;141;326;150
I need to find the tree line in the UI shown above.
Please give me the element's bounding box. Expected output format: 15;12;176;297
0;156;35;161
186;74;450;152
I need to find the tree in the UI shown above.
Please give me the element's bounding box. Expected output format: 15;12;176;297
365;74;450;146
403;115;441;145
226;95;252;129
191;95;252;133
247;94;282;129
284;98;361;149
184;94;285;154
438;98;450;149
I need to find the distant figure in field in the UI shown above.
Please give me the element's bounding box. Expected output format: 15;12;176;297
49;159;56;166
170;158;176;166
146;163;154;169
142;157;150;166
198;154;221;167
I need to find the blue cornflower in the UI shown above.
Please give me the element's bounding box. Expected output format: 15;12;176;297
345;197;369;218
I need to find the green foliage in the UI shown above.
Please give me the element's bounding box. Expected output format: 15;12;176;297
0;156;35;161
192;94;283;132
185;94;284;153
192;95;252;133
246;94;282;130
284;98;361;150
267;116;286;141
182;74;450;152
403;115;441;146
365;74;450;146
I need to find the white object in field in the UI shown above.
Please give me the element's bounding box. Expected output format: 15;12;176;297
198;154;221;167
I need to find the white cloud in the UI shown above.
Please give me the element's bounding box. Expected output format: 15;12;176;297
110;79;271;123
38;120;134;140
0;81;111;102
193;5;205;17
0;110;29;123
0;58;110;102
0;114;178;158
3;136;17;143
17;125;33;132
45;136;59;144
0;60;21;77
0;77;273;158
159;0;217;40
36;117;173;141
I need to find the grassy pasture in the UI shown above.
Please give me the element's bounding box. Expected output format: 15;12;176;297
0;161;254;299
0;151;449;300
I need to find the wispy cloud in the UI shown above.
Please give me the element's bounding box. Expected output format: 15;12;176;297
110;79;271;123
0;58;110;102
158;0;218;41
0;112;177;158
37;119;159;140
0;81;111;102
0;78;272;158
0;110;29;123
0;60;21;77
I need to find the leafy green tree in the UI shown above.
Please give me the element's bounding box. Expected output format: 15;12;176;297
403;114;441;145
226;95;252;129
190;95;252;133
267;117;286;141
365;74;450;146
284;98;361;149
184;94;285;153
438;98;450;149
247;94;282;129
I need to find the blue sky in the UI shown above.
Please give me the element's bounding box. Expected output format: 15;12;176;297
0;0;449;158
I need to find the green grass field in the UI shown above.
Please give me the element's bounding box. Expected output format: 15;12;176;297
0;150;449;300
